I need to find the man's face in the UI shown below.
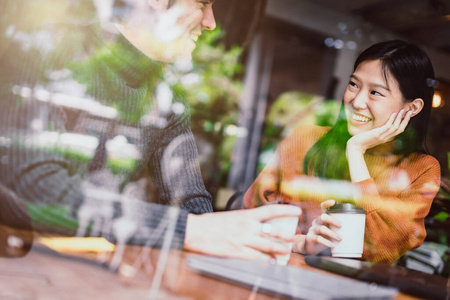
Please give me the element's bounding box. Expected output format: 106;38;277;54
170;0;216;59
116;0;216;62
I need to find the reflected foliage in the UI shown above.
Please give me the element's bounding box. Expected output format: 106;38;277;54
258;92;340;172
183;26;244;199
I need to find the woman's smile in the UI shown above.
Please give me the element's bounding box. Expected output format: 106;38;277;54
351;112;373;124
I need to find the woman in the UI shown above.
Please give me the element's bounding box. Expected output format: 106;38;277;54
243;40;441;263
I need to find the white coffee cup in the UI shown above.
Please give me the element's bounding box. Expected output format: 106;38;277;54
326;203;366;258
264;202;299;265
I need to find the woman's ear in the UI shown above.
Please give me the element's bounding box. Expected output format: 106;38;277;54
405;98;424;117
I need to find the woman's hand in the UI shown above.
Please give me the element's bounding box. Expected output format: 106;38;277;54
184;205;301;260
347;109;412;155
293;200;341;255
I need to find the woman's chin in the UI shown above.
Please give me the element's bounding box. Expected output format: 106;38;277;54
347;125;365;136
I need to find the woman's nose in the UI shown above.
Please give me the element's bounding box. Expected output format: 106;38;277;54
352;92;368;110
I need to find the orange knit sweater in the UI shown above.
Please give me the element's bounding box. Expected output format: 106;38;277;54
243;125;441;263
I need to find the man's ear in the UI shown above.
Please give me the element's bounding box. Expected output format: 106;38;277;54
405;98;424;117
147;0;169;11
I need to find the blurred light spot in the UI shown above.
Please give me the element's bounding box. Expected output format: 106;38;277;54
34;30;54;53
427;78;439;88
34;89;50;101
1;155;9;165
20;87;32;98
50;92;117;119
214;122;221;132
170;157;183;173
111;135;127;144
354;29;363;39
140;114;167;128
181;73;200;85
388;169;410;192
30;119;44;131
225;124;238;136
334;39;344;49
346;41;357;50
47;69;71;81
93;0;113;26
338;22;348;34
12;85;21;95
174;59;193;72
172;102;185;115
119;263;136;278
197;91;210;103
5;24;15;37
432;92;444;108
281;176;355;201
0;137;11;147
324;37;334;47
236;127;248;138
156;83;173;115
203;120;214;132
259;149;275;165
154;6;184;42
7;235;24;248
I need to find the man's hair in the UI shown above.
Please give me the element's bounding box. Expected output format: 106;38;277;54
112;0;175;21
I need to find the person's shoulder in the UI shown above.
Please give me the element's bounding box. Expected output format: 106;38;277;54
288;125;331;141
405;152;441;174
279;125;330;151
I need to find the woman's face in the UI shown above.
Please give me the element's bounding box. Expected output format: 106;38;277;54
343;59;409;136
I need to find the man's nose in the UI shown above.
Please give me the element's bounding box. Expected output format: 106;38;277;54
352;91;368;110
202;5;216;30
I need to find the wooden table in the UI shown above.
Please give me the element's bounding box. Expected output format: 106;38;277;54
0;240;420;300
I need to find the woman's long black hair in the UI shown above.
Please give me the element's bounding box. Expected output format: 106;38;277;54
303;40;435;180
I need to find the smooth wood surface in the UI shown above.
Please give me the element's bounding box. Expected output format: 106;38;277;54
0;240;421;300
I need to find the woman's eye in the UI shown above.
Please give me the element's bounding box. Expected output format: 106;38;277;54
371;90;382;96
348;81;358;88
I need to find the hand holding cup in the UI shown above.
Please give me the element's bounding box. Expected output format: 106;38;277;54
327;202;366;258
303;200;342;255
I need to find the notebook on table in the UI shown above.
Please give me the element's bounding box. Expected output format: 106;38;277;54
304;256;448;300
187;254;398;300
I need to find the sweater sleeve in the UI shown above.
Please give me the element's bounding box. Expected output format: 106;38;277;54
106;200;189;250
243;125;330;208
141;97;213;214
353;155;441;263
243;153;282;208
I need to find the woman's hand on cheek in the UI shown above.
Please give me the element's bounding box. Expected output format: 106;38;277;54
347;109;412;155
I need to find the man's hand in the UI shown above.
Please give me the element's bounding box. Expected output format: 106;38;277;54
184;205;301;260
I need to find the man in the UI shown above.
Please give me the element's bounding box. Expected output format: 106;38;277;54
0;0;299;260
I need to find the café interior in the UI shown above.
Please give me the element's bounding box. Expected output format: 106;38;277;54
1;0;450;299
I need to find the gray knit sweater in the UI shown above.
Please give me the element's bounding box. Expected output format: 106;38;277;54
0;4;212;250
